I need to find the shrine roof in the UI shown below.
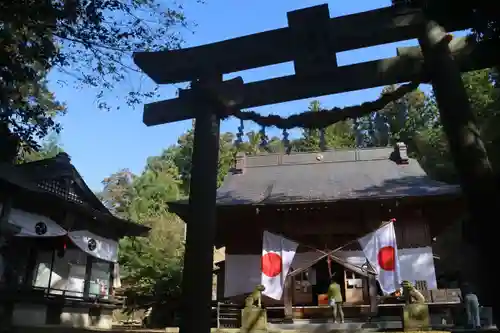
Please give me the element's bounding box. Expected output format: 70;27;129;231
172;144;460;208
13;152;109;212
0;153;149;237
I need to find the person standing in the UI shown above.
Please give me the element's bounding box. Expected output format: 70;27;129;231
460;282;481;329
327;276;344;324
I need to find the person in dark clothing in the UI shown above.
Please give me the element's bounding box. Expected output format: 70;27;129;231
460;282;481;329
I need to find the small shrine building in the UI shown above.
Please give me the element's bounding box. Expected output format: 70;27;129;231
0;153;149;329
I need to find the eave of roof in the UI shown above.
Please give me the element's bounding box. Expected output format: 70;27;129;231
168;147;461;218
15;155;110;213
0;163;149;237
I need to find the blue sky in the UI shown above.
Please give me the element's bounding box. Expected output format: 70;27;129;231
47;0;433;191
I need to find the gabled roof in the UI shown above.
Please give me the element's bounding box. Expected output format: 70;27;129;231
0;153;149;237
14;153;108;212
171;144;460;210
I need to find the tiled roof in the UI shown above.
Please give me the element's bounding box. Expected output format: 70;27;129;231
211;144;459;206
0;153;149;237
14;153;108;211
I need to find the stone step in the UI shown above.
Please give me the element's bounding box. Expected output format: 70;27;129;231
269;320;403;332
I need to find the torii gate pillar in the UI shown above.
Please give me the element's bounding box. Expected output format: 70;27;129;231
179;75;222;333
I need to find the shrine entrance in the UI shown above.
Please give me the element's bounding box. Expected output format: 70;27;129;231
133;2;498;333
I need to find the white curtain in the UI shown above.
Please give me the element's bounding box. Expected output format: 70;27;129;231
32;251;64;289
68;230;118;262
66;263;86;297
7;208;67;237
33;249;87;297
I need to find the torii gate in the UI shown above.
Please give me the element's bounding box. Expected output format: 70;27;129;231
133;4;498;333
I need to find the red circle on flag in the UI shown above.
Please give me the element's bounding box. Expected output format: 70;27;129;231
377;246;396;271
261;252;282;277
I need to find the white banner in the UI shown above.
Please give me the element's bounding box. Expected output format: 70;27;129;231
224;254;261;298
7;208;67;237
224;247;437;298
224;252;324;298
68;230;118;262
336;247;437;289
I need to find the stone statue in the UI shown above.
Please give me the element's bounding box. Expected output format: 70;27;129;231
401;280;425;304
245;284;265;308
241;284;268;333
400;281;430;331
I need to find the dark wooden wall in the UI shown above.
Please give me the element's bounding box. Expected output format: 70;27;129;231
221;201;435;255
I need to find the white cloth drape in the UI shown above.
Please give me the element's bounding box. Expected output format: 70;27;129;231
68;230;118;262
0;206;120;264
8;208;67;237
224;248;436;298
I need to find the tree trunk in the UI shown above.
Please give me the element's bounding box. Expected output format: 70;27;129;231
0;122;19;163
419;21;499;324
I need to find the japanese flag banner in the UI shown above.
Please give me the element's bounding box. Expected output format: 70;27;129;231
358;222;401;294
261;231;298;300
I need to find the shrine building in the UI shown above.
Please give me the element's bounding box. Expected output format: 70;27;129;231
0;153;149;329
169;143;465;321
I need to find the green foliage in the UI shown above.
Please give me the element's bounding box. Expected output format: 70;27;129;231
164;124;238;194
17;133;65;163
0;0;193;154
294;100;356;152
99;127;239;310
420;0;500;42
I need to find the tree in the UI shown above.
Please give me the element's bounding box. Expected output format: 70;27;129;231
100;126;238;319
166;124;237;194
241;131;262;155
294;100;356;152
17;133;65;163
392;1;499;42
99;161;185;323
100;169;137;218
0;67;67;162
413;69;500;183
0;0;193;159
421;0;500;42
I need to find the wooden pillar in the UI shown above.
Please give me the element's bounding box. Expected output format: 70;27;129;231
179;75;221;333
84;255;93;298
418;21;498;321
367;274;378;317
283;275;293;322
